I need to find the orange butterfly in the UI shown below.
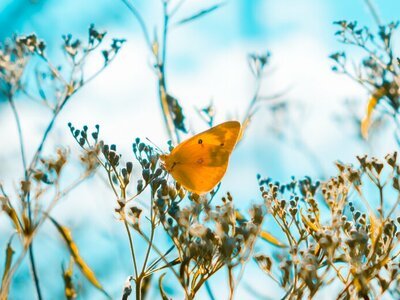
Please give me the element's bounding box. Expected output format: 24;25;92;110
160;121;241;195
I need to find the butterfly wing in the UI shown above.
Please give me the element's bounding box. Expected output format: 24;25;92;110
164;121;241;194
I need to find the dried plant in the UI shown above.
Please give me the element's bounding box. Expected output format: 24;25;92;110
0;25;123;299
330;16;400;141
255;153;400;299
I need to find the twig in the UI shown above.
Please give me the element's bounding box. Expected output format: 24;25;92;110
170;0;187;18
120;0;152;49
204;281;216;300
124;221;139;278
158;1;180;144
364;0;383;27
6;93;28;186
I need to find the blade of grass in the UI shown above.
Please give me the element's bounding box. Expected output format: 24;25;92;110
174;2;226;27
49;216;110;298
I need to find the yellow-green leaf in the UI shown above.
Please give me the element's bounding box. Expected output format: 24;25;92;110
1;237;15;297
49;217;109;298
301;210;320;232
361;86;386;139
236;210;287;248
62;258;77;300
235;210;245;222
152;39;159;58
369;214;378;246
1;197;22;233
259;230;287;248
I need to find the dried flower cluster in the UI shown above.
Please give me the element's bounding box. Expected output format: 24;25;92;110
255;153;400;299
331;20;400;139
0;25;123;300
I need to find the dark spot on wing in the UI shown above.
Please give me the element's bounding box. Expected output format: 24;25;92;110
220;143;224;147
198;139;203;144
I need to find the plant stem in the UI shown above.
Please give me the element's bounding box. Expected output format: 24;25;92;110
364;0;382;26
157;1;180;145
28;94;70;175
378;183;384;219
205;281;216;300
124;221;139;278
228;266;235;300
121;0;152;49
135;277;142;300
7;94;28;180
28;245;43;300
141;195;155;274
161;1;168;70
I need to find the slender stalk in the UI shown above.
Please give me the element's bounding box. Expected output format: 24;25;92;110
158;71;177;144
386;192;400;219
204;281;216;300
228;266;235;300
161;1;168;70
156;1;179;145
364;0;382;26
135;277;142;300
7;94;28;179
121;0;152;49
378;183;384;219
28;246;42;300
242;72;262;125
124;221;139;278
141;194;155;274
28;93;70;175
170;0;187;17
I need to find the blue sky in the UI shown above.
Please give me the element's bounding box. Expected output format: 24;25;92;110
1;0;400;298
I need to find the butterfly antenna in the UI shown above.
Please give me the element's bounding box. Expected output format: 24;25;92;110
145;137;164;154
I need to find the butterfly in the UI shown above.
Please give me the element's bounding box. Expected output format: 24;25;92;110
159;121;241;195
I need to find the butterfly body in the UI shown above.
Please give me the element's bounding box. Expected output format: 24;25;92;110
160;121;241;194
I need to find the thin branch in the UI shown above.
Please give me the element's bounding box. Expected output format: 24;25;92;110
121;0;152;49
170;0;187;18
140;199;155;274
157;1;179;144
364;0;383;27
27;246;42;300
7;93;28;181
205;281;216;300
124;221;139;278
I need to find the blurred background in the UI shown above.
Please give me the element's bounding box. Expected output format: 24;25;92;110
1;0;399;299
